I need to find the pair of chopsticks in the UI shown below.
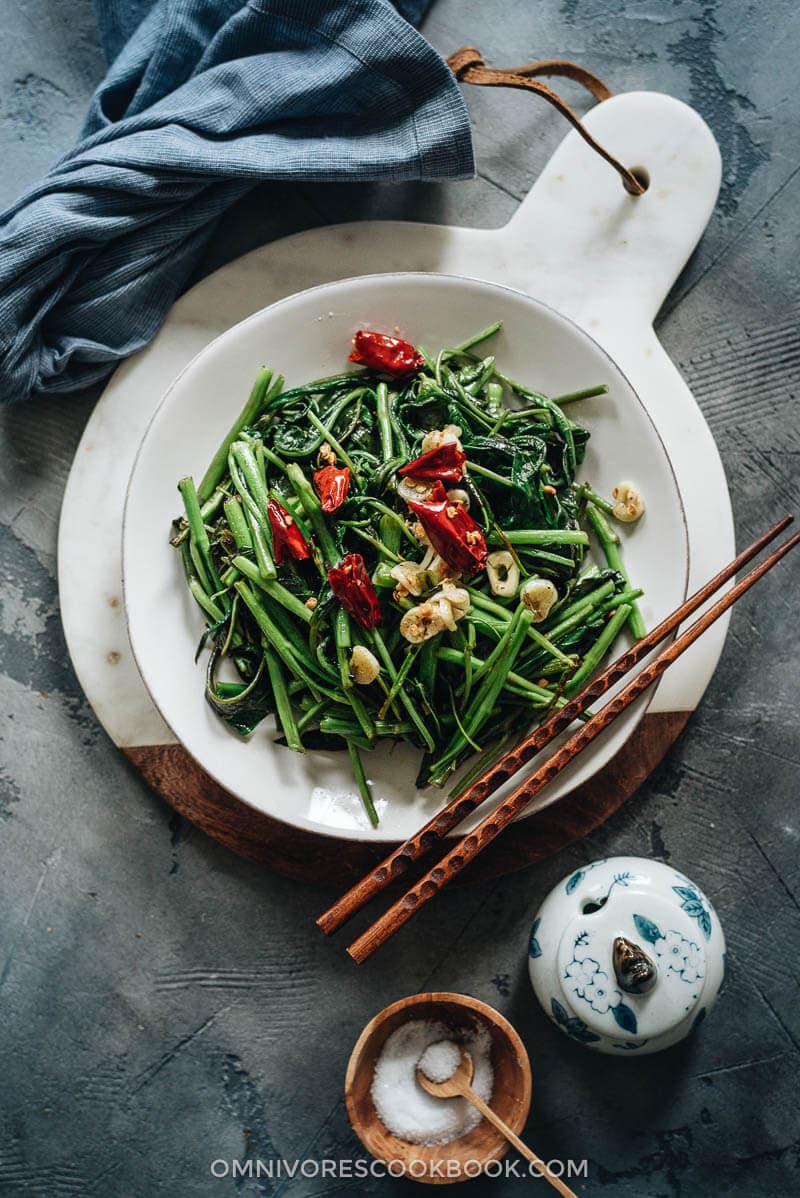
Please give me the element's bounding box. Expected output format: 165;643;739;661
318;517;797;963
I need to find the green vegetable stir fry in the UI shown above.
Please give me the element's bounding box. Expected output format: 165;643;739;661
171;323;645;826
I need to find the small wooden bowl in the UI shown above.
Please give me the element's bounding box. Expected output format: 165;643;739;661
345;992;532;1184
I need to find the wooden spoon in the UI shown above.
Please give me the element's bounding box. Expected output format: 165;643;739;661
417;1048;577;1197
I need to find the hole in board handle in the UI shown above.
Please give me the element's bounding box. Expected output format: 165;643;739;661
629;165;650;192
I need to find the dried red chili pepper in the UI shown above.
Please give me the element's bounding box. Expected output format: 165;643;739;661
349;330;424;376
313;464;350;513
267;498;311;565
398;441;466;484
405;481;488;575
327;553;382;630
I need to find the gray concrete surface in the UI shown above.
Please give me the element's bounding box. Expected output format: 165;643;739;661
1;1;799;1194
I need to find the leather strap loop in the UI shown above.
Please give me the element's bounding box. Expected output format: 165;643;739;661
448;46;645;197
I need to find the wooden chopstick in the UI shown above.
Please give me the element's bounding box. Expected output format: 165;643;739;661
318;516;794;938
344;526;799;963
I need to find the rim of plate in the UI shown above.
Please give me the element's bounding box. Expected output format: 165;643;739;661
122;271;688;843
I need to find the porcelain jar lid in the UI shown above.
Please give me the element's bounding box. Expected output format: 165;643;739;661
530;857;724;1050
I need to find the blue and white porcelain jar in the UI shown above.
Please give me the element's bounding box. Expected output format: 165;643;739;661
528;857;725;1055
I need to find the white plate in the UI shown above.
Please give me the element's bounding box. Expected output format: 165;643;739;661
123;273;686;842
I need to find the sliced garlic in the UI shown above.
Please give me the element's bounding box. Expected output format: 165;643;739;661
445;488;470;510
432;601;457;633
400;601;448;644
612;480;645;523
419;548;453;584
390;560;427;597
349;645;380;685
411;520;431;545
396;476;434;506
437;581;470;621
520;577;558;622
391;553;453;601
399;583;470;643
432;556;453;582
486;550;520;598
420;424;463;454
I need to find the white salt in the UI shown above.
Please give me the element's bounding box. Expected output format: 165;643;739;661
418;1039;461;1084
371;1018;494;1146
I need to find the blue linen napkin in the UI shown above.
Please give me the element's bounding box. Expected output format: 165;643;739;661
0;0;474;405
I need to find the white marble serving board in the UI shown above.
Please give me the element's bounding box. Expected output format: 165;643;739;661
58;89;733;833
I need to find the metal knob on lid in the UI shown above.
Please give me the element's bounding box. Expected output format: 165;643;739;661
528;857;726;1055
612;936;657;994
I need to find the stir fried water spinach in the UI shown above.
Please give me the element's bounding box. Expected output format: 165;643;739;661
171;324;645;826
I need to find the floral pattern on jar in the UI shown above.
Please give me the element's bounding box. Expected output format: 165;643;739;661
563;932;638;1032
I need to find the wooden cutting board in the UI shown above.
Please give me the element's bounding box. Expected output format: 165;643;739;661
58;89;732;885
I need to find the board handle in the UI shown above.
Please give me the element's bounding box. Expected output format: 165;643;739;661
502;91;722;327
